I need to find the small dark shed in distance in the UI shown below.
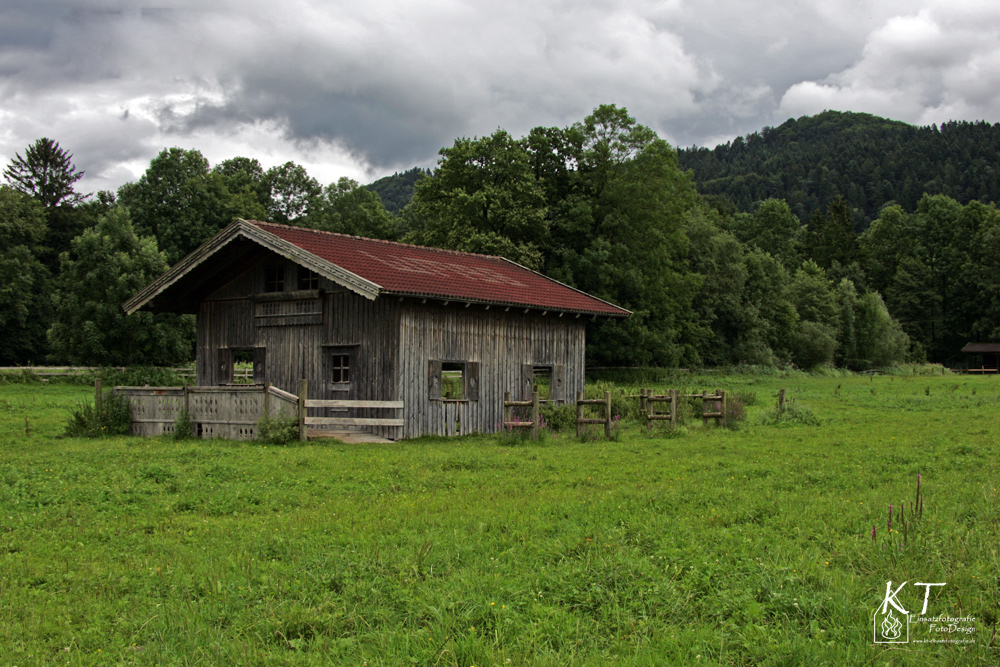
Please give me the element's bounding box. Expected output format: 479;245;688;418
123;220;630;439
960;343;1000;372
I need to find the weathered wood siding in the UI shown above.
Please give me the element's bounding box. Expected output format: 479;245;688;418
398;302;586;438
117;385;298;440
192;250;586;440
194;252;401;438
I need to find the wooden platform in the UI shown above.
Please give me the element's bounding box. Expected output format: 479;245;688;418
307;429;393;443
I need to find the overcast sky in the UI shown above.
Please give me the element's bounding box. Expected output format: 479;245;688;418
3;0;999;195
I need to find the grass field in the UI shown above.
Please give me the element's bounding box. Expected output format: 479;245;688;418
0;373;998;666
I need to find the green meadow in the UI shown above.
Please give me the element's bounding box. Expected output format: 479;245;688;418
0;373;998;666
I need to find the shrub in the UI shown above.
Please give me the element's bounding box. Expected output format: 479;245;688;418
173;407;195;441
64;390;132;437
724;394;747;429
584;382;640;422
540;403;576;433
256;414;300;445
758;401;820;427
0;369;43;385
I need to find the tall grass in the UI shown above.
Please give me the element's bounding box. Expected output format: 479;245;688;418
0;375;997;665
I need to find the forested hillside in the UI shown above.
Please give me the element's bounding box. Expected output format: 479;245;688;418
3;109;998;370
366;167;429;213
678;111;1000;226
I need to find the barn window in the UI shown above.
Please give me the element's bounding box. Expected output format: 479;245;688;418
232;349;255;384
264;266;285;292
429;360;479;401
298;268;320;291
521;364;565;402
331;354;350;383
442;362;464;399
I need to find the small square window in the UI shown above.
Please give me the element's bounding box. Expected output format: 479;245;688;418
331;354;350;383
298;269;320;291
264;266;284;292
442;362;464;399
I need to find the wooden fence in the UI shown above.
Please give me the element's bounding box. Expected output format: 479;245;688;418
114;381;297;440
640;389;679;429
637;388;727;428
503;389;541;439
296;379;404;441
576;390;612;438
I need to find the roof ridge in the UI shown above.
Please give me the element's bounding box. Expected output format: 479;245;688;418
245;220;516;263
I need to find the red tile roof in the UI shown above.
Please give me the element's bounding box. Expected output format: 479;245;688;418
250;221;630;317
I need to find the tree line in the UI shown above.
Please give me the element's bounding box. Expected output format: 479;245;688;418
678;110;1000;227
2;107;997;369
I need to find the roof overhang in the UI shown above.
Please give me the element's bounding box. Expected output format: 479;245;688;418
122;219;381;315
961;342;1000;354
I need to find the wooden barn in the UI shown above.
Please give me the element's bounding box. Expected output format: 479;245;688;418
123;219;630;439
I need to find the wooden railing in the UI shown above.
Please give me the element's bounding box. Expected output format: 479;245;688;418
296;379;404;441
114;382;296;440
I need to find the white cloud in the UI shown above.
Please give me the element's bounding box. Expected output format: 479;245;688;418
779;1;1000;125
2;0;1000;194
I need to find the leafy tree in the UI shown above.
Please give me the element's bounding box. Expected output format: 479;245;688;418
789;320;838;369
0;186;52;363
263;161;321;224
860;204;917;294
686;207;797;366
118;148;266;264
886;256;939;356
3;137;87;208
553;106;705;366
306;177;397;239
853;291;910;368
213;157;269;211
726;198;802;269
787;261;840;368
405;129;548;269
47;207;194;366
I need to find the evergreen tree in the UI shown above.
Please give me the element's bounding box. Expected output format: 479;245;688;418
3;137;87;208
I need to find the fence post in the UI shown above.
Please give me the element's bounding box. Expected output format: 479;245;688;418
702;390;709;425
671;389;678;429
503;391;511;430
639;388;647;419
576;390;584;438
604;391;612;439
531;389;540;440
778;388;786;410
94;378;103;409
298;378;308;442
720;390;727;428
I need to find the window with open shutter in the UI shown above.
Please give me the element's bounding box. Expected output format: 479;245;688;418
253;347;267;384
428;360;443;399
465;362;480;401
218;348;234;385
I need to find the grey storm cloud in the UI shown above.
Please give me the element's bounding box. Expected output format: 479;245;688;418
1;0;999;193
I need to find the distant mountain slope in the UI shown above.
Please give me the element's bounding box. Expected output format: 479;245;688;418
365;167;430;213
677;111;1000;226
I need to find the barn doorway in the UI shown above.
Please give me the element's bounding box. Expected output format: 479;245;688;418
323;346;357;421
